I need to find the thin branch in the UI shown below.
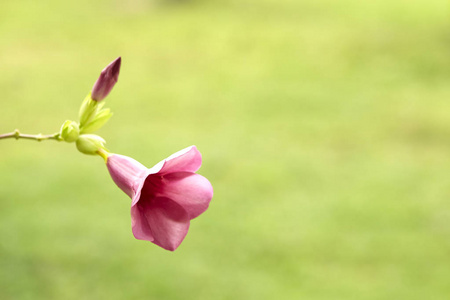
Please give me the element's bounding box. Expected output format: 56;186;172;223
0;129;61;142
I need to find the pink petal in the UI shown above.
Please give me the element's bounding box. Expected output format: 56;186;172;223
159;146;202;175
141;197;190;251
131;205;154;241
107;154;147;198
159;173;213;219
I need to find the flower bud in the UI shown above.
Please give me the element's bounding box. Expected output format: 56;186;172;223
76;134;107;155
91;57;121;101
60;120;80;143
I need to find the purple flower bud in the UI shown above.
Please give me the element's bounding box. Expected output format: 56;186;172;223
91;57;121;101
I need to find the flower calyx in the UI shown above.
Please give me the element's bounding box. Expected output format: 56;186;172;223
78;94;113;134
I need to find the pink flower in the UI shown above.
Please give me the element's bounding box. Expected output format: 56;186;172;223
91;57;121;101
106;146;213;251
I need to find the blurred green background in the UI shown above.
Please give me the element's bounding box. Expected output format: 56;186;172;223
1;0;450;299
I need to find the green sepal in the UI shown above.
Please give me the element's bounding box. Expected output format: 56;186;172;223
80;109;113;134
79;94;99;127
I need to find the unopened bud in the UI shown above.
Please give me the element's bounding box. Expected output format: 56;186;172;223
91;57;121;101
60;120;80;143
76;134;107;155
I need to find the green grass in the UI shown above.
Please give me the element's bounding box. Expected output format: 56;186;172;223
1;0;450;299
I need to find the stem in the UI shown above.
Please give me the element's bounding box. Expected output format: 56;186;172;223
0;129;61;142
96;148;111;163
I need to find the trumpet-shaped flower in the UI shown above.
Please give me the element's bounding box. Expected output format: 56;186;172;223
106;146;213;251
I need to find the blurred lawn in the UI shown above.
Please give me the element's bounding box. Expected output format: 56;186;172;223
1;0;450;299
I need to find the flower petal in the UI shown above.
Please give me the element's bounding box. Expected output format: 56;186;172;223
142;197;190;251
131;205;154;242
159;146;202;174
160;173;213;219
107;154;147;198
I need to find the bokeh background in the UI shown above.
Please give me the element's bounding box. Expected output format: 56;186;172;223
1;0;450;299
